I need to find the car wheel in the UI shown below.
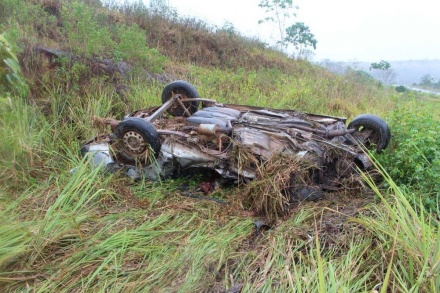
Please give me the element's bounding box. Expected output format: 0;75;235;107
348;114;391;152
113;118;161;165
161;80;200;117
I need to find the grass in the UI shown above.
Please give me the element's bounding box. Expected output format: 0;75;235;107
0;0;439;292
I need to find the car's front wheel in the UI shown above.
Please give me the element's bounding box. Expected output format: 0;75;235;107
113;118;161;165
348;114;391;152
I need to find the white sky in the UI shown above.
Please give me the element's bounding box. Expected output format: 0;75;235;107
141;0;440;62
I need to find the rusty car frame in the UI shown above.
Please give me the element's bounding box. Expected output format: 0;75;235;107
81;80;391;200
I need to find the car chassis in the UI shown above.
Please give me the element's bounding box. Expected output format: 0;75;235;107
81;80;391;199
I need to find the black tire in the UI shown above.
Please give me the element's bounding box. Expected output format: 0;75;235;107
161;80;200;116
348;114;391;152
113;118;161;165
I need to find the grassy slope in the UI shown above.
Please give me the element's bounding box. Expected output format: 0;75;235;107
0;0;439;292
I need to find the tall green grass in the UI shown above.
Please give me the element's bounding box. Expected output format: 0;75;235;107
355;162;440;292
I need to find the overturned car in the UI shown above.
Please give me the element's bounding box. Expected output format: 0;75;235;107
81;80;391;200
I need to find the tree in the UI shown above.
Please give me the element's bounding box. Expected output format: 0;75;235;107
419;74;434;86
258;0;297;48
258;0;316;58
284;22;317;58
370;60;391;71
369;60;397;84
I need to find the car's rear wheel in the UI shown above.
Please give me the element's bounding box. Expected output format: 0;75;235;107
348;114;391;152
161;80;200;117
113;118;161;165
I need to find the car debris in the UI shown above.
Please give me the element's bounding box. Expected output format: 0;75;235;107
81;80;391;202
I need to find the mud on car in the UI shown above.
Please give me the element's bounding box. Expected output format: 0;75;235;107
81;80;391;201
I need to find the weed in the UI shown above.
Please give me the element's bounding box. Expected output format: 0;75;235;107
379;100;440;212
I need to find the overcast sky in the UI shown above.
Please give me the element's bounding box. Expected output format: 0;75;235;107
140;0;440;62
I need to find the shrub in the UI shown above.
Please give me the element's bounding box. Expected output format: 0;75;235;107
62;1;115;57
0;34;27;95
395;85;407;93
113;23;165;73
378;101;440;212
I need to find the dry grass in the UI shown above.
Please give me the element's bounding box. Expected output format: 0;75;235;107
239;153;316;223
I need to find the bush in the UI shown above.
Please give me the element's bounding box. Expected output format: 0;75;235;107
62;1;115;57
0;34;27;95
395;85;407;93
378;101;440;212
113;23;165;73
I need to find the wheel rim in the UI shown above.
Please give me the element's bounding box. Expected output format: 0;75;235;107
122;130;148;156
353;126;380;148
167;91;193;116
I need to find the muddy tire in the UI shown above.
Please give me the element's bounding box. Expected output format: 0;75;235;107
162;80;200;117
113;118;161;165
348;114;391;152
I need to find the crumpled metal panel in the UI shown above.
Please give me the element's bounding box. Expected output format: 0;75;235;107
160;139;218;168
233;126;297;159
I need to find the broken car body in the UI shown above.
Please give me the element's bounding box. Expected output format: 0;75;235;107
81;80;391;199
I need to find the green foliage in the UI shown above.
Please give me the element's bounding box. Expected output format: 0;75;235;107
258;0;296;24
284;22;317;58
418;73;440;90
345;69;376;83
0;34;27;95
61;1;166;73
370;60;391;71
0;96;48;188
2;0;61;43
395;85;407;92
218;21;237;36
419;73;434;86
369;60;397;84
113;23;165;72
258;0;297;48
62;1;115;57
378;101;440;212
258;1;316;58
356;164;440;292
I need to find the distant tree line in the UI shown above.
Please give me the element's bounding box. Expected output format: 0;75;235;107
418;74;440;89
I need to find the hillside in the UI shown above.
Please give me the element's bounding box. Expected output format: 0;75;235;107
324;59;440;86
1;0;439;292
0;0;394;117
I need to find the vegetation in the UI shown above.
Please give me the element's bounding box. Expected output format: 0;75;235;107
378;99;440;212
0;0;439;292
258;0;317;58
370;60;397;84
0;34;27;95
417;73;440;91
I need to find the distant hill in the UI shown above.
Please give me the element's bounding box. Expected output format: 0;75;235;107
321;59;440;85
389;60;440;85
